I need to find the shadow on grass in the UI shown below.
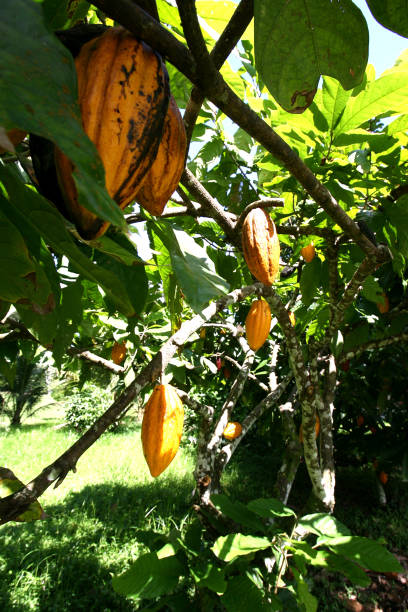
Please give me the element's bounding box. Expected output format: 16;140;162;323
0;475;194;612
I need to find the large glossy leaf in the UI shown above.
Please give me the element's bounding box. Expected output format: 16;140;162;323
334;71;408;139
297;513;351;538
151;221;229;312
211;494;266;532
300;257;322;307
321;76;352;132
254;0;368;112
0;0;126;231
221;574;279;611
247;497;296;519
212;533;271;562
324;536;403;573
365;1;408;38
112;552;183;601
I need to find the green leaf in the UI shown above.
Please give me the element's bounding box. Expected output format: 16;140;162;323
334;71;408;139
221;574;279;611
297;513;351;538
292;568;318;612
152;222;230;312
0;165;138;316
382;195;408;272
0;0;126;231
300;257;321;307
211;494;266;532
191;562;227;594
323;553;371;587
361;276;383;303
212;533;271;563
247;498;296;519
254;0;368;112
365;1;408;38
325;536;403;573
321;76;352;132
112;552;183;601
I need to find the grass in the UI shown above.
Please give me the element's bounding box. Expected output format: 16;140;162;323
1;409;407;611
0;411;195;611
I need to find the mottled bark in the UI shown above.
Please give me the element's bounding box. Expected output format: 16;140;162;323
273;391;302;504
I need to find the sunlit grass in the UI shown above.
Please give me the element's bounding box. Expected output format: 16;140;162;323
0;414;195;611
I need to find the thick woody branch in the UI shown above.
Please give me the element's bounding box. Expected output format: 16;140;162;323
181;168;239;246
0;283;259;523
275;225;337;239
1;315;125;375
183;0;254;144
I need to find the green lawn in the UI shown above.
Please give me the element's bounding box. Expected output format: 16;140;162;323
1;411;407;611
0;414;195;611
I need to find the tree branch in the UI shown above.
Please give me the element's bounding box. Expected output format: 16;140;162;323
0;282;260;523
91;0;386;257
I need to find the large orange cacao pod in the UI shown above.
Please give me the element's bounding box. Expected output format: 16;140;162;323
136;95;186;216
245;298;271;351
241;208;280;285
111;341;126;365
223;421;242;440
0;128;26;154
55;27;170;240
141;384;184;477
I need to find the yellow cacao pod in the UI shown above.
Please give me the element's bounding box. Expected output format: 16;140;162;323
288;311;296;326
223;421;242;440
111;341;126;365
55;27;170;240
245;298;271;351
241;208;280;285
301;242;315;263
141;384;184;477
136;95;186;216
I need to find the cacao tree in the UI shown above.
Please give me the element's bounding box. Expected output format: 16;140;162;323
1;0;408;535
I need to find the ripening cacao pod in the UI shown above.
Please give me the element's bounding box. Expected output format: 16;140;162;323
379;470;388;485
377;293;389;314
301;242;315;263
0;128;26;154
141;384;184;477
241;208;280;285
299;415;320;443
136;95;186;216
223;421;242;440
111;341;126;365
55;27;170;240
245;298;271;351
357;414;364;427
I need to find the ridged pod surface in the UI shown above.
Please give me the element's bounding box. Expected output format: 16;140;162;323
241;208;280;285
377;293;389;314
223;422;242;440
136;95;186;216
55;27;170;240
245;299;272;351
111;341;126;365
141;384;184;477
